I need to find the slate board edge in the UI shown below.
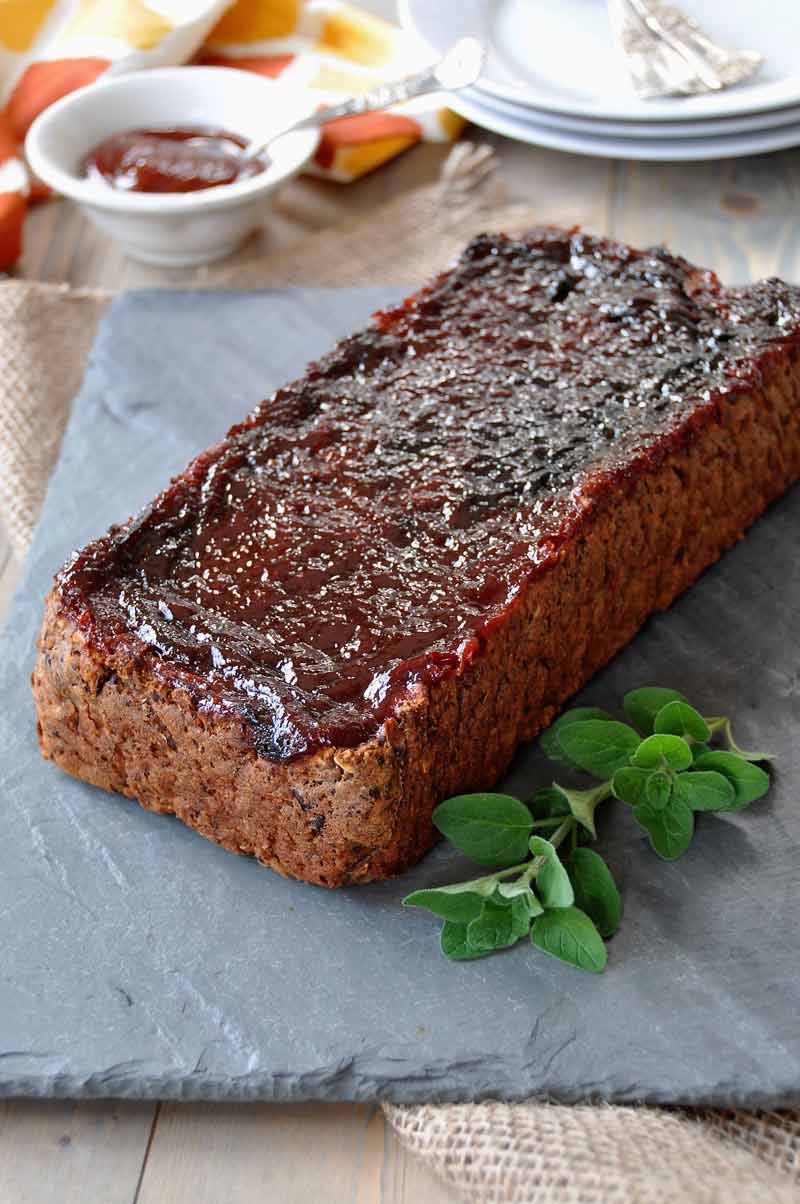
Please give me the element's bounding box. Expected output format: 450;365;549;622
3;286;799;1108
1;1070;798;1108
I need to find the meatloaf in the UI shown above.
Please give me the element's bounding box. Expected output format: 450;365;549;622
33;229;800;887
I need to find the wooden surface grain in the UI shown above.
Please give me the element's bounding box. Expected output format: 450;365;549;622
4;86;800;1204
0;1099;459;1204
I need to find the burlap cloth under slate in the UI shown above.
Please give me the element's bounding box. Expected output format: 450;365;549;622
1;145;798;1203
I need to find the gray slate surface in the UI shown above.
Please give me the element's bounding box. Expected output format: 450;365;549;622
1;286;799;1107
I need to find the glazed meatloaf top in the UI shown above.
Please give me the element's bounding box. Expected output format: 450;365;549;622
55;229;800;760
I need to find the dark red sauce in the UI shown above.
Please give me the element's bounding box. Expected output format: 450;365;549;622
56;230;800;759
82;125;266;193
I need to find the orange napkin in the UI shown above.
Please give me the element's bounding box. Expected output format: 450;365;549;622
0;0;463;270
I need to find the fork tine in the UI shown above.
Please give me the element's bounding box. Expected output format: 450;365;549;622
608;0;762;99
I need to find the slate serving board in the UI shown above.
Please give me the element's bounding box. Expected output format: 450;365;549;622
2;286;799;1107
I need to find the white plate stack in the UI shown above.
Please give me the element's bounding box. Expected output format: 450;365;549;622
400;0;800;161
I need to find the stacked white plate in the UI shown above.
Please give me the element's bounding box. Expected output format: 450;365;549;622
400;0;800;161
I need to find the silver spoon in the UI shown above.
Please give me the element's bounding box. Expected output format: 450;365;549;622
244;37;486;159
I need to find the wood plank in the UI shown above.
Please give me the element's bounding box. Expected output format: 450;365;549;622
136;1103;460;1204
0;1100;156;1204
482;133;615;236
376;1109;463;1204
609;148;800;283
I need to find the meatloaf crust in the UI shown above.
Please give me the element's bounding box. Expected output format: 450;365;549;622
33;230;800;886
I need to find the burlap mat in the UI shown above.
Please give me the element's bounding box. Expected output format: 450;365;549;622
1;145;798;1203
385;1104;800;1203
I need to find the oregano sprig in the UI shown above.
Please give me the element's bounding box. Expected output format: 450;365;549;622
403;687;772;974
405;805;616;973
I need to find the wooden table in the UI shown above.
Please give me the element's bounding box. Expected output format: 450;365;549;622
4;86;800;1204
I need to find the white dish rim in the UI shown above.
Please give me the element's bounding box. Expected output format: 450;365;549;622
464;85;800;140
400;0;800;124
450;88;800;161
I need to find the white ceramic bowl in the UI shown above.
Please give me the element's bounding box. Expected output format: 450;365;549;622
25;67;319;266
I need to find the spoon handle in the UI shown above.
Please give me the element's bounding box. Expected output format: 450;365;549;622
290;66;453;129
247;37;485;158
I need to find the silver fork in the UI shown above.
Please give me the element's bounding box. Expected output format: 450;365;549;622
607;0;762;99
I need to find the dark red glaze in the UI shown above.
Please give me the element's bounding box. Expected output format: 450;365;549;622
56;230;800;759
82;125;266;193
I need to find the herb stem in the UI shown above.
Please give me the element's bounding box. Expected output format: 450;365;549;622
530;816;565;829
519;861;539;887
491;860;535;882
549;817;575;852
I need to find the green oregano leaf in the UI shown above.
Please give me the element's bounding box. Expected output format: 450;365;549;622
531;907;608;973
633;797;694;860
630;733;693;772
433;793;533;867
692;742;712;763
539;707;615;767
553;782;610;838
692;751;770;809
467;899;528;953
611;766;652;807
404;886;490;924
496;880;544;917
623;687;686;735
517;892;543;926
673;770;736;812
556;720;641;778
440;921;489;960
568;848;621;938
654;701;711;743
645;770;673;810
509;892;538;933
529;836;574;909
530;786;571;819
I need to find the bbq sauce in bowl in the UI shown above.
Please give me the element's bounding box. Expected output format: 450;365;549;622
83;125;266;193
